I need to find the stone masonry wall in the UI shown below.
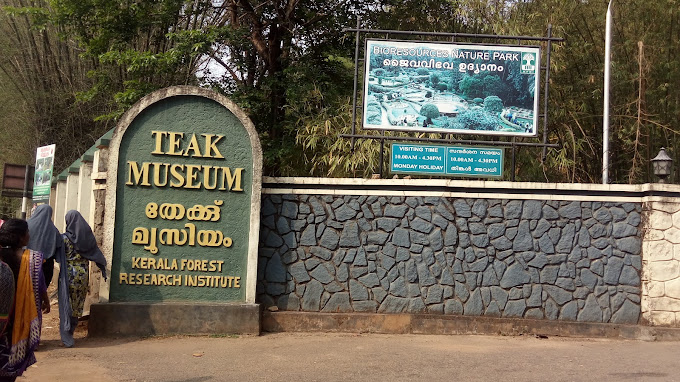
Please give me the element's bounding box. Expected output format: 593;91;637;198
257;194;642;324
642;201;680;326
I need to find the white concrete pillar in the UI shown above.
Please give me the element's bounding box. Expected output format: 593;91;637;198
48;185;56;213
53;179;67;231
88;147;108;225
641;198;680;327
63;170;80;230
77;162;93;225
86;145;109;310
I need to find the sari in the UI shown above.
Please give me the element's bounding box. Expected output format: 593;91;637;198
0;250;45;377
58;210;107;347
0;261;13;335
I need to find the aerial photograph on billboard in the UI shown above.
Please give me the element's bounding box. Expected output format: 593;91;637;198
363;39;540;137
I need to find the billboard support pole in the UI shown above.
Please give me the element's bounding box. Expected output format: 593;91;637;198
20;165;31;219
542;24;553;161
350;17;361;152
603;2;612;184
379;131;385;178
511;138;516;181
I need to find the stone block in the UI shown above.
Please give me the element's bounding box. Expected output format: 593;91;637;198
463;289;483;316
665;227;680;244
504;200;522;219
522;200;543;220
644;229;665;241
618;237;641;255
392;227;411;247
648;209;673;230
648;259;680;281
646;281;664;298
644;240;673;261
338;222;360;247
544;285;572;305
648;310;676;326
378;296;409;313
385;204;408;218
415;206;432;221
500;262;531;288
503;300;526;318
352;300;378;313
512;221;533;251
322;292;352;313
651;296;680;311
619;265;640;287
471;199;488;218
577;294;603;322
673;211;680;229
559;201;581;219
664;277;680;299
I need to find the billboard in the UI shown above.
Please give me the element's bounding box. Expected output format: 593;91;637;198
32;144;55;203
363;39;540;137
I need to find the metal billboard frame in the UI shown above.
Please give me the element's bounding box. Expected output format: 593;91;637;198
342;24;564;180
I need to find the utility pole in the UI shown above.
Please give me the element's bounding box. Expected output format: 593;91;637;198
602;0;612;184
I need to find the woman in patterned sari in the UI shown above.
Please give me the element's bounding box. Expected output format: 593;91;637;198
58;210;107;348
0;219;49;382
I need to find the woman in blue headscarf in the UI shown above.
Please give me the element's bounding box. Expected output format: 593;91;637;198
57;210;107;348
27;205;62;287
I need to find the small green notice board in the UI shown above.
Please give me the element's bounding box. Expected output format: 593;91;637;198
32;144;55;203
390;143;504;177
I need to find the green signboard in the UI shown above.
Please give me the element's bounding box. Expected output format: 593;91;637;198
391;143;504;177
32;144;55;203
108;89;261;303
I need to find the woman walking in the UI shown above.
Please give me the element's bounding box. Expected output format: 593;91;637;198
58;210;107;348
27;205;62;287
0;219;49;381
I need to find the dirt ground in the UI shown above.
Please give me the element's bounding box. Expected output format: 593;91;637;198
17;301;680;382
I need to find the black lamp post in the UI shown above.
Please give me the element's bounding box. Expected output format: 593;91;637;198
652;147;673;183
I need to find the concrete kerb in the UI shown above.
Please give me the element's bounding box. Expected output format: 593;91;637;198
262;311;680;341
90;302;261;337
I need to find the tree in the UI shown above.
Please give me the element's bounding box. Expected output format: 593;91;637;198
47;0;385;175
430;73;440;87
484;96;503;113
420;103;440;124
0;0;111;171
459;75;484;99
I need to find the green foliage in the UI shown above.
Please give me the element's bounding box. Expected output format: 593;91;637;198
3;0;680;183
368;84;390;93
457;109;498;131
429;73;440;86
420;103;440;123
484;96;503;113
460;75;483;99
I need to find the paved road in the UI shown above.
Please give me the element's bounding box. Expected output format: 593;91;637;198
21;329;680;382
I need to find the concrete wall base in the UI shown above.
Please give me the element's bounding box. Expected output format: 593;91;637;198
263;311;680;341
89;302;261;337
